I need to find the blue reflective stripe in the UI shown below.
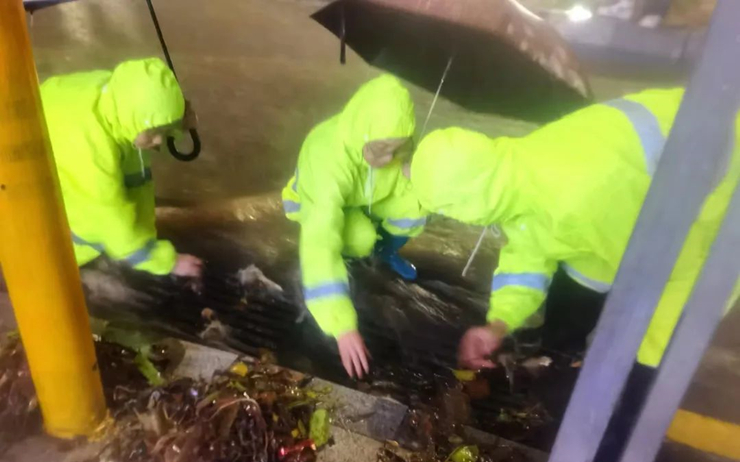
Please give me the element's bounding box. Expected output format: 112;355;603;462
562;264;612;294
71;232;105;253
283;200;301;214
304;282;349;301
292;169;299;193
491;273;550;292
120;239;156;266
604;98;666;175
386;217;427;229
124;168;153;188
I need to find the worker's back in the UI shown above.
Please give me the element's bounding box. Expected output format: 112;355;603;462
514;89;686;282
412;88;740;366
515;88;739;297
41;70;119;265
41;70;113;189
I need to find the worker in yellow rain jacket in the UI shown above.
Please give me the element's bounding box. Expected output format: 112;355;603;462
410;88;740;462
41;58;203;279
282;75;427;378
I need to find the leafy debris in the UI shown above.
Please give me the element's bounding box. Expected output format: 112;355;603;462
92;353;327;462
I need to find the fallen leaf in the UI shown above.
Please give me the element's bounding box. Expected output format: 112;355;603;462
309;409;331;447
229;362;249;377
451;369;476;382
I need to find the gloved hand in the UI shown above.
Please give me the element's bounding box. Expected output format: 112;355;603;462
375;230;417;281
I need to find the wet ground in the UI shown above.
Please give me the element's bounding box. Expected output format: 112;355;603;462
0;0;737;460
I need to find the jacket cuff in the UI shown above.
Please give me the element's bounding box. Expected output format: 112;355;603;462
487;288;546;331
307;296;358;338
133;239;177;275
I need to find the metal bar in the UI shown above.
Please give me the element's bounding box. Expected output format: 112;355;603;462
547;0;740;460
0;0;106;438
622;190;740;460
619;184;740;460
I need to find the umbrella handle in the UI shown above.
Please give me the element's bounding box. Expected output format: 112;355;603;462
340;4;346;65
145;0;202;161
167;128;201;162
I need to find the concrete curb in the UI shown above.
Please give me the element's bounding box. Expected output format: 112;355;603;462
174;340;548;461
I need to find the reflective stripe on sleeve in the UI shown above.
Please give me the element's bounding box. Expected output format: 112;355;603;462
604;98;666;175
71;232;105;253
304;281;349;301
386;217;427;229
491;272;550;292
121;239;157;266
283;200;301;214
562;264;612;293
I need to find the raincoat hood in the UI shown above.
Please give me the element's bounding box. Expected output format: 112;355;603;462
338;74;416;161
411;127;519;226
97;58;185;143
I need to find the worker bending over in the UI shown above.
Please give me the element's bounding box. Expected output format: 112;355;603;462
410;88;740;462
282;75;427;379
41;58;202;278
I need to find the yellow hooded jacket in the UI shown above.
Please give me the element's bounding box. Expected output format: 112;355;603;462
282;75;427;338
411;88;740;367
41;58;185;275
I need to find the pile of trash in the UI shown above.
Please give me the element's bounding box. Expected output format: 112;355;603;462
0;334;329;462
1;326;551;462
95;356;329;462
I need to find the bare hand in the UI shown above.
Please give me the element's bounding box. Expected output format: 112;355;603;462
172;254;203;278
337;330;370;379
458;321;508;369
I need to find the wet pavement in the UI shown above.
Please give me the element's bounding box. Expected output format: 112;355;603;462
29;0;539;205
1;0;737;458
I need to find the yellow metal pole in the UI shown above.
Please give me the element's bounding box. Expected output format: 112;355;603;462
0;0;106;438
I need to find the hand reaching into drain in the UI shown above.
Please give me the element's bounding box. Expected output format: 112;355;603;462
172;253;203;278
458;320;508;369
338;330;370;379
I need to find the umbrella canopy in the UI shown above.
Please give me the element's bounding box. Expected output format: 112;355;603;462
312;0;593;123
22;0;76;14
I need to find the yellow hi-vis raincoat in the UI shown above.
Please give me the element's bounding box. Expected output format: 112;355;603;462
411;88;740;367
41;58;185;275
282;75;427;338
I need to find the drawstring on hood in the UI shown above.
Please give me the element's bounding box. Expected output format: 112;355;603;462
461;225;503;277
137;147;146;177
365;164;375;214
363;133;375;213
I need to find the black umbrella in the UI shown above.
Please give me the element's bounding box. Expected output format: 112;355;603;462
312;0;593;124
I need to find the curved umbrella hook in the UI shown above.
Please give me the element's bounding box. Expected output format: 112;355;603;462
167;128;201;162
145;0;201;161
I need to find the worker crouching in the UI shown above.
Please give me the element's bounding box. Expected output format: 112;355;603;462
41;58;203;279
410;88;740;462
282;75;427;379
